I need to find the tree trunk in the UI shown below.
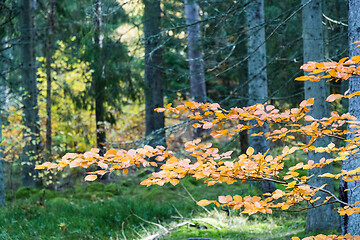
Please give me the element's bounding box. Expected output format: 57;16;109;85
185;0;206;103
45;0;55;161
20;0;41;187
93;0;106;156
143;0;166;148
342;0;360;234
185;0;207;138
246;0;275;193
0;65;5;207
302;0;339;232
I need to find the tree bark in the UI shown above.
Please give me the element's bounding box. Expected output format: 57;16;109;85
302;0;339;232
246;0;275;193
45;0;55;161
93;0;106;156
185;0;206;103
0;64;5;207
20;0;41;187
342;0;360;235
185;0;207;138
143;0;166;148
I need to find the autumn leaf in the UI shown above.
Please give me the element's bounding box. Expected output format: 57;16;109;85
203;122;214;129
246;147;254;156
85;175;97;181
197;200;212;207
326;94;343;102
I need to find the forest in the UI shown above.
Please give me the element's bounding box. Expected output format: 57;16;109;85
2;0;360;239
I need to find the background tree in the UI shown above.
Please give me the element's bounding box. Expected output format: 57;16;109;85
0;78;5;206
93;0;106;155
302;0;339;232
143;0;166;147
185;0;206;103
20;0;41;187
45;0;55;160
185;0;207;138
246;0;274;193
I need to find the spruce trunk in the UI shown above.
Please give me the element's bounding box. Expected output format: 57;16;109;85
144;0;166;148
246;0;275;193
342;0;360;234
20;0;41;187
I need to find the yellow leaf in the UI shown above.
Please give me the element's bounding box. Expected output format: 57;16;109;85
306;98;314;105
292;237;300;240
124;169;129;175
35;165;46;170
295;76;310;81
105;149;117;156
170;179;179;186
246;147;254;156
197;200;212;206
287;181;296;189
85;175;97;181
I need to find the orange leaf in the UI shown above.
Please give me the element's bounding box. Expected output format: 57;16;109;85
306;98;314;105
295;76;310;81
197;200;212;206
170;179;179;186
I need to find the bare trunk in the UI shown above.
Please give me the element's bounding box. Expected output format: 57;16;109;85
185;0;206;103
246;0;275;193
0;73;5;206
302;0;339;232
20;0;41;187
45;0;55;160
144;0;166;148
185;0;206;138
342;0;360;234
93;0;106;155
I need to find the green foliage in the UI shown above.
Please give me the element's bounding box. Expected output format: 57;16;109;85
15;187;37;199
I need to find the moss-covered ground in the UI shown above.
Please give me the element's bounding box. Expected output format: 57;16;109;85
0;175;339;240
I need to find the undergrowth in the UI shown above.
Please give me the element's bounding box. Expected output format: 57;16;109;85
0;175;336;240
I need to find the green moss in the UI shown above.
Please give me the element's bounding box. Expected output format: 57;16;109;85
86;182;105;192
5;190;13;201
104;183;118;194
15;187;37;198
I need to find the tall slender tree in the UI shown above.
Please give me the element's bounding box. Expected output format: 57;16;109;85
185;0;206;138
45;0;55;160
342;0;360;235
246;0;274;193
0;78;5;206
93;0;106;155
20;0;41;187
302;0;339;232
143;0;166;147
185;0;206;103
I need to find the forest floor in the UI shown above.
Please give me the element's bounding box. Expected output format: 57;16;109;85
0;174;339;240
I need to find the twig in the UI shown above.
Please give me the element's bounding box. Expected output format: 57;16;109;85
132;213;169;233
121;222;127;240
140;222;189;240
170;216;221;230
180;182;212;214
